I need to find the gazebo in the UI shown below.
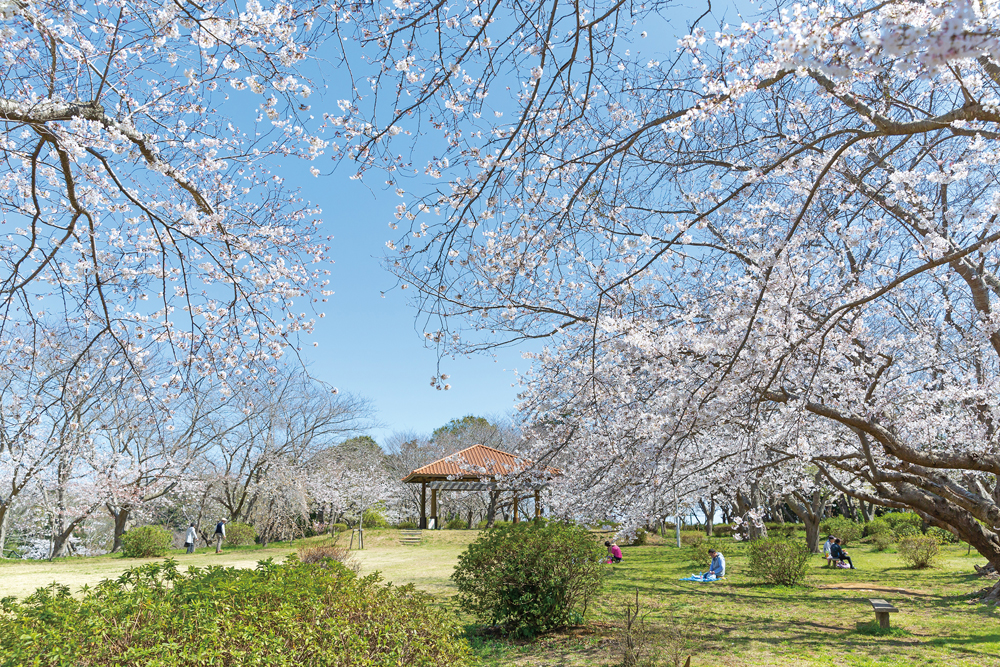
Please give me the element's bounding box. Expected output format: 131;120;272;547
402;444;558;529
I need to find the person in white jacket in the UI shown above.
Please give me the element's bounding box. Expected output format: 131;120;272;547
184;523;198;554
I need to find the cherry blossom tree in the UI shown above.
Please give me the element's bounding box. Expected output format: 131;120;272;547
346;0;1000;587
0;0;336;387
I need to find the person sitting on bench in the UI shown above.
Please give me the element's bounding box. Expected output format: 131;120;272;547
830;538;855;569
823;534;835;566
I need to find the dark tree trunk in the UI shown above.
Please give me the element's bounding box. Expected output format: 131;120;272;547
485;490;499;528
108;505;131;553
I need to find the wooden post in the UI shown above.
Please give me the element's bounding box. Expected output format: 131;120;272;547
876;611;890;629
513;496;519;524
534;490;542;519
431;488;438;529
420;482;427;529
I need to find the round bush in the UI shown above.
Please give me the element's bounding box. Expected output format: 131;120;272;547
745;538;811;586
445;518;467;530
330;523;349;533
0;558;470;666
898;536;940;569
120;525;173;558
819;517;863;546
892;523;919;539
396;521;418;530
630;529;649;546
927;526;959;544
225;522;257;546
883;512;922;530
362;507;389;528
452;521;605;637
871;532;895;551
712;525;733;538
864;517;892;537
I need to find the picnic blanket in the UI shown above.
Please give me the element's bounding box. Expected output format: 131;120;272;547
680;574;721;582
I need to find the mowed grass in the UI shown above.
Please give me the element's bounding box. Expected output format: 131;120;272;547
2;528;999;666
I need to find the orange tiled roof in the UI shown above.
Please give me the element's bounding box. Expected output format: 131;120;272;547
401;444;557;483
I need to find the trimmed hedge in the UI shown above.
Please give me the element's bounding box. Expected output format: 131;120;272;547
453;521;605;637
120;525;173;558
0;558;470;666
446;518;468;530
820;517;863;546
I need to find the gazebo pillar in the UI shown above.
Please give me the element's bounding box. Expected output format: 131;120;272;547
431;488;438;529
420;482;427;529
535;489;542;519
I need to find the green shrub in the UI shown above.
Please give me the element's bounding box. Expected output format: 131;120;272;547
892;523;919;538
396;521;419;530
330;523;349;533
883;512;922;530
680;532;705;547
927;527;959;544
712;525;733;538
864;518;893;537
871;532;896;551
225;521;257;546
298;545;359;574
820;517;863;546
898;536;940;569
362;507;389;528
764;523;796;538
745;538;811;586
120;525;173;558
452;521;605;637
446;518;468;530
0;558;470;666
630;529;649;546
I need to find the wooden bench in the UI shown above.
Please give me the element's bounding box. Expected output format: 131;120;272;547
868;598;898;629
399;529;422;546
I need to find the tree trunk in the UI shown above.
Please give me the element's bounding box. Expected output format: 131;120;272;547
0;504;8;558
486;490;499;528
108;505;130;553
466;508;474;529
859;500;873;522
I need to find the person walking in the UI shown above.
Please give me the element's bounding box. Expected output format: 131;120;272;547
184;523;197;554
214;518;228;553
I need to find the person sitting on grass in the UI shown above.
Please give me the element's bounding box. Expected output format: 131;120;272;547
705;548;726;579
830;538;855;569
605;540;623;563
823;534;836;566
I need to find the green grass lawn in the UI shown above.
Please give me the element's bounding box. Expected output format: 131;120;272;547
2;529;998;666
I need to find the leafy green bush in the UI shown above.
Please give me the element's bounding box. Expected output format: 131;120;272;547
298;545;359;574
927;527;959;544
225;521;257;546
764;523;797;538
446;517;468;530
892;523;920;538
883;512;922;530
452;521;605;637
864;518;893;537
630;529;649;546
680;532;705;547
898;536;940;569
745;538;811;586
396;521;418;530
712;525;733;538
820;517;863;546
330;523;349;533
871;532;895;551
362;507;389;528
0;558;470;666
120;525;173;558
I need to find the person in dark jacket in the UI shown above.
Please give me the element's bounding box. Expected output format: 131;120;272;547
831;538;855;569
214;518;228;553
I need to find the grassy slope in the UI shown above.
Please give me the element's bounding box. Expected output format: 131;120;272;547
2;528;998;666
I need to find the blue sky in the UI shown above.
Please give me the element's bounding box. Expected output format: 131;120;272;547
280;0;752;443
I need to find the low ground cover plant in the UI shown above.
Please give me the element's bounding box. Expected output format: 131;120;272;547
120;525;173;558
0;557;470;666
745;537;811;585
452;520;605;637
